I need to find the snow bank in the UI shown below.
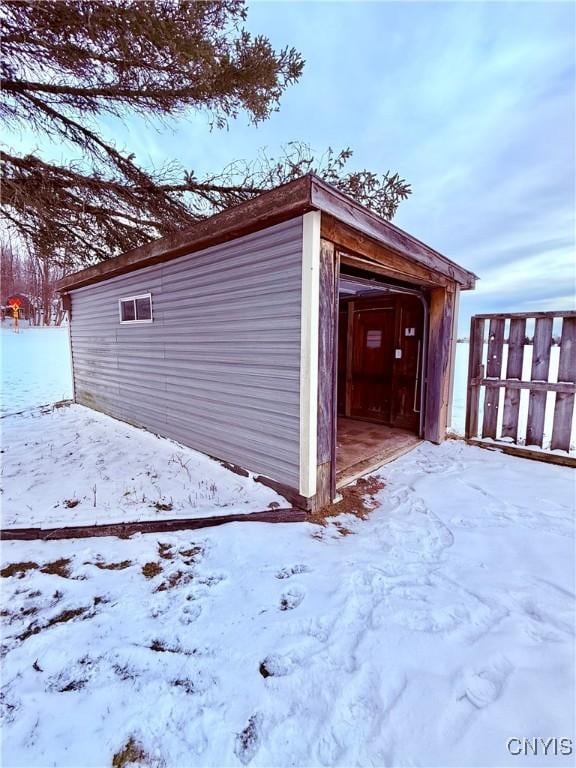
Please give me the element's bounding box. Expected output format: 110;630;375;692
1;439;574;767
1;404;284;528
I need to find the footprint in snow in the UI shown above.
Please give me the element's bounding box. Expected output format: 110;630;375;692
235;713;263;765
180;602;202;624
416;456;464;475
275;564;312;580
259;653;297;678
317;728;345;766
440;656;513;743
279;588;305;611
462;656;513;708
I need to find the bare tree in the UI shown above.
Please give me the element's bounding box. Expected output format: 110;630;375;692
1;0;411;272
1;242;65;325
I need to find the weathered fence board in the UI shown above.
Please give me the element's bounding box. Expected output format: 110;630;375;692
502;318;526;441
465;311;576;467
465;317;485;439
526;317;553;447
482;318;505;438
551;317;576;451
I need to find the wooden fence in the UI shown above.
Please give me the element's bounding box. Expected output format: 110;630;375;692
465;311;576;467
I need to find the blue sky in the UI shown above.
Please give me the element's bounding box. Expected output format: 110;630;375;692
108;0;575;333
16;1;576;332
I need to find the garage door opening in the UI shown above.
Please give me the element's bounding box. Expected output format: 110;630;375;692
336;270;426;486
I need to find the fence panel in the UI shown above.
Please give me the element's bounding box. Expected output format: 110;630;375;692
465;311;576;467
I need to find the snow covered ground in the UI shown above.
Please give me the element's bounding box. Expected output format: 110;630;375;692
1;439;574;767
1;316;574;767
1;404;284;528
1;325;73;416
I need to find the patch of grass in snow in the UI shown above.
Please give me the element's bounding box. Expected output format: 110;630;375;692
149;639;198;656
311;475;386;529
18;605;93;642
112;737;149;768
0;558;73;581
1;561;39;578
157;543;174;560
93;560;132;571
154;569;194;592
141;562;162;579
58;678;88;692
172;678;197;694
151;500;173;512
40;558;71;578
1;604;39;625
112;663;137;681
179;545;203;564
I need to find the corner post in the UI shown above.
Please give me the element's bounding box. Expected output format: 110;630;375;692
299;211;321;499
315;238;338;509
424;286;457;443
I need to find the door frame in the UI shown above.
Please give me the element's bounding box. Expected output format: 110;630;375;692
316;247;431;508
336;270;429;436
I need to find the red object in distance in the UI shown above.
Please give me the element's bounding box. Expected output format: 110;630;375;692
7;296;23;308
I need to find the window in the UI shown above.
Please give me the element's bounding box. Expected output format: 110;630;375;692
119;293;153;323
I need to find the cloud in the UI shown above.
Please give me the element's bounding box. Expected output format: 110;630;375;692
6;1;573;334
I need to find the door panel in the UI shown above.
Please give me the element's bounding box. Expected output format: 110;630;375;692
351;307;395;422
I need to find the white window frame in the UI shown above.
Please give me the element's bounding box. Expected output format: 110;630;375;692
118;292;153;324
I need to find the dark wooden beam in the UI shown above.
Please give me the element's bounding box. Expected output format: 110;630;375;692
0;508;307;541
467;438;576;469
252;474;311;510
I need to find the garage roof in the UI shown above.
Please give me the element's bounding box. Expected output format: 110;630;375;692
57;173;477;292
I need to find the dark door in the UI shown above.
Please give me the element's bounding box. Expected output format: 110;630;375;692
350;307;395;422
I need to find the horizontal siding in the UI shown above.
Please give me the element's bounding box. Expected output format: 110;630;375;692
70;217;303;488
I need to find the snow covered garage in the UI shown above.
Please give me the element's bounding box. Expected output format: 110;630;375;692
57;174;476;510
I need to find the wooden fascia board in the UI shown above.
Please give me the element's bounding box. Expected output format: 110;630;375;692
57;175;315;293
310;175;476;289
322;214;451;289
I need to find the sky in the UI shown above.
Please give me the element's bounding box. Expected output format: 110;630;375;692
12;1;576;333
